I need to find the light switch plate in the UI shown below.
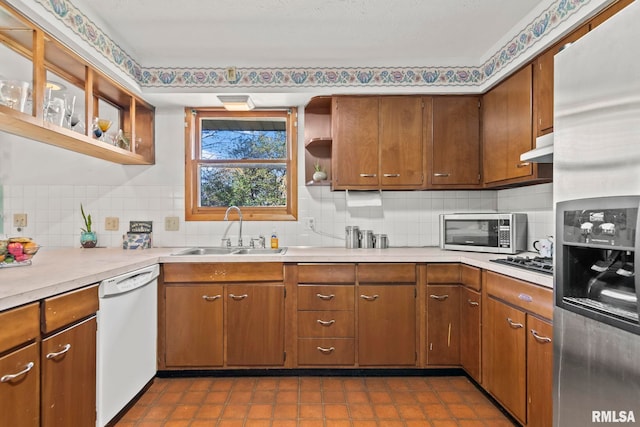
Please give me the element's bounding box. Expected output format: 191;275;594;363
165;216;179;231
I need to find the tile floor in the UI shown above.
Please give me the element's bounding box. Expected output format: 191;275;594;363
114;375;517;427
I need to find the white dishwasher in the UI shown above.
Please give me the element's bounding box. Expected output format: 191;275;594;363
97;264;159;427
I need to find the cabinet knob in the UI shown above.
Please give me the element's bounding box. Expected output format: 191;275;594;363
360;294;379;301
1;361;35;383
430;294;449;301
531;329;552;343
46;343;72;359
316;346;336;354
506;317;524;329
316;293;335;300
229;293;248;300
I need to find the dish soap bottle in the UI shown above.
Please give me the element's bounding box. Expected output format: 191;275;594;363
270;230;279;249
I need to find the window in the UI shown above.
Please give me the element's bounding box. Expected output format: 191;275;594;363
185;108;298;221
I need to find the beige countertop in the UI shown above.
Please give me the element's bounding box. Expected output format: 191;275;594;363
0;246;553;312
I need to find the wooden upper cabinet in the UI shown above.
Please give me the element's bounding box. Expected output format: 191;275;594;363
482;65;552;187
589;0;634;30
379;96;424;188
332;96;380;189
430;96;481;187
332;95;424;190
533;25;588;136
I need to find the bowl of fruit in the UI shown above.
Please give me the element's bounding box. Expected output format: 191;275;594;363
0;237;40;268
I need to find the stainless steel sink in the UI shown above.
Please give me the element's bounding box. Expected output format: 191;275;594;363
171;247;236;256
231;248;287;255
171;247;287;256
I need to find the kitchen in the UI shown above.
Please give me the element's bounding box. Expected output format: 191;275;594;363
0;0;638;426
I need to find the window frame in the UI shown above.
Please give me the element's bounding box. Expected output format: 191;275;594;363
185;107;298;221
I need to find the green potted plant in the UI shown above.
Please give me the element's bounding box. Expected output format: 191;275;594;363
80;204;97;248
312;160;327;182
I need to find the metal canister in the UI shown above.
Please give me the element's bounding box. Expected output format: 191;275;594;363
374;234;389;249
345;226;360;248
360;230;375;248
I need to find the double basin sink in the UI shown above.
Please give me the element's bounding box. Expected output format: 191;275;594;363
172;247;287;256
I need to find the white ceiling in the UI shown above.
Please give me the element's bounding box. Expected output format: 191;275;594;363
74;0;542;68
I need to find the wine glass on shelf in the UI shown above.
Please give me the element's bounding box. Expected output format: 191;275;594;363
63;94;76;129
97;118;112;142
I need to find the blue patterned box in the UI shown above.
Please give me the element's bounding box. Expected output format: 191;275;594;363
123;232;152;250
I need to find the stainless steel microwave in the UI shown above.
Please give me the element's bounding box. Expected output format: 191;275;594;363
440;213;528;254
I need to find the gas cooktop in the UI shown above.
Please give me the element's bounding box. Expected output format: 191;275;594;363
490;256;554;275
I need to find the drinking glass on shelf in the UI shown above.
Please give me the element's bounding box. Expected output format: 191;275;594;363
63;94;76;129
97;118;112;142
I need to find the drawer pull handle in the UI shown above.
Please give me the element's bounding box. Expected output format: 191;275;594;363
433;173;450;177
383;173;400;177
430;294;449;301
46;344;71;359
531;329;552;343
516;162;531;168
467;299;479;306
229;294;248;300
507;318;524;329
317;346;335;354
359;173;377;178
1;362;34;383
202;295;221;301
360;294;379;301
317;319;336;326
316;293;335;300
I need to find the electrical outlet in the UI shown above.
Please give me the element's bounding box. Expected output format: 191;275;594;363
165;216;180;231
303;217;315;230
13;213;27;228
105;217;119;231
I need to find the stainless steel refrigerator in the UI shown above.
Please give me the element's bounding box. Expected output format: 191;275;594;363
553;2;640;426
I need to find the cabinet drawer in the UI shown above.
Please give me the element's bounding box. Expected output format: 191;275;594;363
298;263;356;283
426;264;460;283
461;265;481;291
298;311;354;338
163;262;283;283
42;285;98;334
358;263;416;283
0;303;39;353
298;285;354;310
297;338;355;365
486;271;553;319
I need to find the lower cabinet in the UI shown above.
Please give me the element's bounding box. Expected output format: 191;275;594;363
160;263;286;369
0;342;40;426
426;285;460;365
165;285;224;367
483;270;553;427
226;284;285;366
358;284;417;366
460;287;481;382
41;317;97;427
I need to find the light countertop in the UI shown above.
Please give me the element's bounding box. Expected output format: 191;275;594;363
0;246;553;312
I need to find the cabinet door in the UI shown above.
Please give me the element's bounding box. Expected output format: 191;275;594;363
460;287;481;382
379;96;424;188
332;96;379;188
0;342;39;427
527;316;553;427
165;285;223;367
483;65;533;183
426;285;460;365
431;96;481;186
226;284;285;366
485;298;526;424
534;26;588;135
358;284;416;366
41;317;96;427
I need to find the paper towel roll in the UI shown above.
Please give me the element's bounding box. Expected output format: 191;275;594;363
346;190;383;207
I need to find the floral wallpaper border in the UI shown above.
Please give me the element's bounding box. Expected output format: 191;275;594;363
36;0;591;89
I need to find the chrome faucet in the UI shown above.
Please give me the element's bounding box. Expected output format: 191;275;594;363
223;205;243;247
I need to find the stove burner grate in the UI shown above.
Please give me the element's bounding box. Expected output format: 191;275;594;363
490;256;554;275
